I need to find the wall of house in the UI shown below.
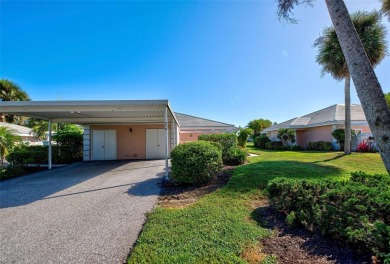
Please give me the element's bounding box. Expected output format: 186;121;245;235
89;124;171;160
296;125;333;148
266;131;280;142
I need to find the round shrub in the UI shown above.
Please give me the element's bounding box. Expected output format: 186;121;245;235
224;147;247;166
254;134;271;149
170;141;222;185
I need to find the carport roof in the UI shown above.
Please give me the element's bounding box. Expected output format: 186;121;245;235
0;100;179;125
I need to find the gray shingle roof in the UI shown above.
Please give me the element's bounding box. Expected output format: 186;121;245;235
0;122;34;136
175;113;236;129
263;104;368;132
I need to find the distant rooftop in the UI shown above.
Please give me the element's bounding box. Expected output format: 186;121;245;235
0;122;34;137
175;113;236;130
263;104;367;132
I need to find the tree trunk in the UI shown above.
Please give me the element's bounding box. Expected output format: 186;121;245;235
344;74;351;154
325;0;390;174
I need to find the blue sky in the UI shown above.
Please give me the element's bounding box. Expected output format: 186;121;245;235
1;0;389;127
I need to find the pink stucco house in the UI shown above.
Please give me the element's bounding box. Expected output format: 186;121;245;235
262;104;372;150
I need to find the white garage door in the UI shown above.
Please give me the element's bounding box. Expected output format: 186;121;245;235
92;130;117;160
146;129;166;159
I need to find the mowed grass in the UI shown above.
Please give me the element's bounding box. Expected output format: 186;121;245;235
128;149;387;263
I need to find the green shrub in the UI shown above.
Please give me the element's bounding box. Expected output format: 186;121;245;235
198;133;237;164
254;134;271;149
267;172;390;260
290;145;304;151
237;128;253;148
277;128;296;146
224;147;247;166
264;141;288;150
53;125;83;159
170;141;222;185
8;145;81;166
307;141;333;151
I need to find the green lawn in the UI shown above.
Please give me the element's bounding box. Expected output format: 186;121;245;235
128;149;387;263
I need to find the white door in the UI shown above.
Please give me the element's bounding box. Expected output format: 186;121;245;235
104;130;117;160
146;129;166;159
92;130;117;160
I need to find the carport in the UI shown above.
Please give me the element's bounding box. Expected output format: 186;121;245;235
0;100;180;177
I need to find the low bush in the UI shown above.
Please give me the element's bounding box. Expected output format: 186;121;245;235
306;141;333;151
267;171;390;261
170;141;222;185
198;133;237;164
357;141;376;153
254;134;271;149
224;147;247;166
8;145;81;166
0;165;45;180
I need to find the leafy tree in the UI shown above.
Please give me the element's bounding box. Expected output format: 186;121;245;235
385;92;390;108
237;128;253;148
277;128;295;146
0;79;30;123
277;0;390;174
314;11;388;155
25;119;49;140
382;0;390;21
247;119;272;137
0;127;21;163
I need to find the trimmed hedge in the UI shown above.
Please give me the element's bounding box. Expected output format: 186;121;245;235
198;133;237;164
170;141;222;185
267;172;390;261
8;145;82;166
307;141;333;151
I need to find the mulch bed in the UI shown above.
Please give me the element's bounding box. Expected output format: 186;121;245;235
158;167;234;208
255;205;373;264
157;168;374;264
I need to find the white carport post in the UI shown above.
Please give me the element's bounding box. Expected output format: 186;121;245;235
48;120;52;170
164;106;169;179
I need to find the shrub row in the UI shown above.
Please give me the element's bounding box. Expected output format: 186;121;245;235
170;141;222;185
254;137;333;152
267;172;390;261
8;145;82;166
306;141;333;151
199;133;246;165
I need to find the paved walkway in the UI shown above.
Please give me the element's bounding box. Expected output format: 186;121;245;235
0;160;165;264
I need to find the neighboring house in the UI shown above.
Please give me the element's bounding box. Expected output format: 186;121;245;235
175;113;237;144
262;104;372;150
0;100;236;166
0;122;39;144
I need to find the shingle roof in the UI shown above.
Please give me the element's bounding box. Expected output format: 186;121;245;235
0;122;34;136
263;104;368;132
175;113;236;129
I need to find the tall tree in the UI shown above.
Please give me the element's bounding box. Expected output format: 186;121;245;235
277;0;390;174
0;127;21;163
0;79;31;123
314;11;388;154
247;118;272;137
382;0;390;21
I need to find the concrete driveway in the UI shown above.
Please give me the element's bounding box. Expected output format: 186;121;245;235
0;160;165;264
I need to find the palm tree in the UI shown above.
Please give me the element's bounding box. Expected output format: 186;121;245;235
0;127;21;164
314;11;388;154
382;0;390;21
0;79;31;123
277;0;390;174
